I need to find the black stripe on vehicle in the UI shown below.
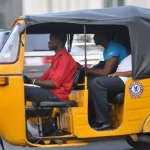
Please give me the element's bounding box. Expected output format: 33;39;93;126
0;74;22;76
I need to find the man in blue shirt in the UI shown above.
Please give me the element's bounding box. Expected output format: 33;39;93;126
103;41;128;65
86;31;128;76
86;31;128;130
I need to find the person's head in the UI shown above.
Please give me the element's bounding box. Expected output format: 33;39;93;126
48;33;67;50
93;31;114;47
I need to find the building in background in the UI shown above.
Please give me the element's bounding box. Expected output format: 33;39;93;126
1;0;150;29
125;0;150;8
22;0;104;14
104;0;124;7
22;0;150;15
104;0;150;8
0;0;22;29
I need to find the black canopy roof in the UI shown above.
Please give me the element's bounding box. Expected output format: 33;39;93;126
21;6;150;80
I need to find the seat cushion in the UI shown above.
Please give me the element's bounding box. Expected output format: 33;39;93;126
39;100;77;107
114;93;124;104
26;107;52;118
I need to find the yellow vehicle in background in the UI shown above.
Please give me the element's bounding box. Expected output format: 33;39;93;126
0;5;150;149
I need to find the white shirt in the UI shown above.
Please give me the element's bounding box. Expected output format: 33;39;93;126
116;55;132;83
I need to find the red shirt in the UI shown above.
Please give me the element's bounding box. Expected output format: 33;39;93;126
40;48;77;101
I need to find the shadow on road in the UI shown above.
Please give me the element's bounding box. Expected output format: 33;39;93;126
2;138;144;150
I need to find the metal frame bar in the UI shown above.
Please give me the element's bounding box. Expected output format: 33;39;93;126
84;25;87;77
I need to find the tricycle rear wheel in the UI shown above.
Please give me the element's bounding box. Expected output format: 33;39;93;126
126;135;150;149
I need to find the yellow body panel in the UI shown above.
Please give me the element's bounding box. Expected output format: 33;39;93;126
143;115;150;132
69;78;150;138
0;20;27;145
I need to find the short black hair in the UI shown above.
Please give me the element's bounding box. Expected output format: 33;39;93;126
51;33;67;45
96;30;115;41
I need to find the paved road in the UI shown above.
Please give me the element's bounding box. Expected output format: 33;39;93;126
2;138;136;150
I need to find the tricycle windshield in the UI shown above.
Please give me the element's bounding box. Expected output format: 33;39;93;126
0;31;9;51
0;25;20;63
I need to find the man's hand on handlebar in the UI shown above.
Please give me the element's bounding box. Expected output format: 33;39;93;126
23;75;33;84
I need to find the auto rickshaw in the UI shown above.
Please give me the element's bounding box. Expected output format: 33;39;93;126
1;5;150;149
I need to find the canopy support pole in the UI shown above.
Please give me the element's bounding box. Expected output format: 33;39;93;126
84;25;87;89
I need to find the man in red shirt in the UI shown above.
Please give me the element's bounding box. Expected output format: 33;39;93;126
24;33;77;102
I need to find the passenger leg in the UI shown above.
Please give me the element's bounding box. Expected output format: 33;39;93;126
88;77;96;125
89;76;125;130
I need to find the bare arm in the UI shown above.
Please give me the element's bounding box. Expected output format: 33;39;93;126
109;71;132;77
34;80;56;88
23;75;56;88
87;57;118;76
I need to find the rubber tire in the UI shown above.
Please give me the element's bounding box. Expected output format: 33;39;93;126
126;135;150;149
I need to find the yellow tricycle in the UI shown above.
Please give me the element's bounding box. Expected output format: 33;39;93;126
0;5;150;149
